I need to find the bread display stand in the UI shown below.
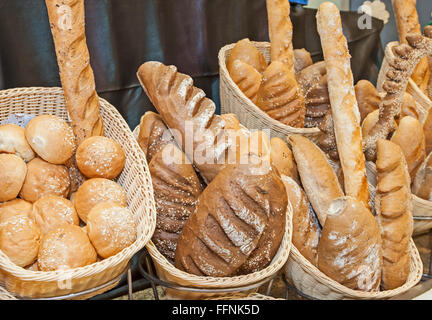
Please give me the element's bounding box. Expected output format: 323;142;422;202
0;87;157;299
131;125;293;300
218;42;322;143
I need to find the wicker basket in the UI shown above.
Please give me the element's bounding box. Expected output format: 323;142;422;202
0;87;157;299
377;41;431;123
218;41;322;143
132;125;292;300
208;293;284;300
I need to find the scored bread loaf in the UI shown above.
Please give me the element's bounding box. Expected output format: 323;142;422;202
256;61;306;128
138;111;175;163
137;61;232;183
227;59;262;104
375;139;413;290
148;143;202;262
355;80;380;123
317;196;382;292
270;137;299;183
45;0;103;145
317;2;370;209
391;116;426;180
174;163;287;276
289;134;343;226
412;152;432;201
226;38;268;74
281;175;320;266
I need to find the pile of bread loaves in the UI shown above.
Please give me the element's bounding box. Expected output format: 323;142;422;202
0;115;136;271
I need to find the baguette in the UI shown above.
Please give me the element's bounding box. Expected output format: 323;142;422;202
375;139;413;289
45;0;103;145
316;2;370;208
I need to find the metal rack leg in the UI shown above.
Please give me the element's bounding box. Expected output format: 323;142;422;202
127;267;133;300
144;254;160;300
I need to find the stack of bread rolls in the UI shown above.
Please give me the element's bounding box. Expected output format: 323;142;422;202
0;115;136;271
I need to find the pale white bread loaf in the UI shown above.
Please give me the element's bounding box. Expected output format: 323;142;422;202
288;134;343;226
0;124;35;162
318;196;383;292
316;2;370;209
281;175;320;265
375;139;413;290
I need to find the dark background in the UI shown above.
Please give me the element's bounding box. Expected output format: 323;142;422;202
0;0;384;130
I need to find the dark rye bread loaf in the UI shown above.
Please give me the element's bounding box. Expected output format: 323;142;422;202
174;163;287;277
149;143;203;261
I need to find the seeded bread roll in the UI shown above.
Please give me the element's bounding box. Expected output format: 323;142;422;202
175;163;287;276
0;199;32;224
281;175;320;265
375;139;413;289
318;196;382;292
391;116;426;179
0;154;27;202
228;59;262;104
226;38;267;74
0;124;35;162
149;143;202;261
289;134;344;226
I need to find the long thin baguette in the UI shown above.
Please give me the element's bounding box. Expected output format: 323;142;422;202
316;2;370;208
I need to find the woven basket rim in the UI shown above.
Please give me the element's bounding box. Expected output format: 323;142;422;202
218;41;320;135
0;86;157;283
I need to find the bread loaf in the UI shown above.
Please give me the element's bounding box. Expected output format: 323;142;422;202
256;61;306;128
174;163;287;276
149;143;202;262
391;116;425;179
317;197;382;292
412;151;432;201
226;38;267;74
293;49;313;74
228;59;262;104
400;92;419;122
317;2;370;209
289;134;343;226
355;80;380;123
0;124;35;162
281;175;320;265
423;107;432;156
375;139;413;290
45;0;103;145
270;137;299;183
317;110;339;161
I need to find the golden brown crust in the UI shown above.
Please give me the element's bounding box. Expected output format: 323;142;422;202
294;49;313;74
0;124;35;162
317;110;339;161
318;197;382;292
423;107;432;156
270;137;299;183
45;0;103;145
226;38;267;74
149;143;202;262
412;152;432;201
355;80;380;123
228;59;262;104
256;61;306;128
0;199;32;224
0;154;27;202
375;139;413;290
317;2;370;209
174;163;287;276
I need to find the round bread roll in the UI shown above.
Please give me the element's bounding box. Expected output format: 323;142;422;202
0;199;33;224
31;195;79;235
87;201;136;259
76;136;126;179
37;225;97;271
74;178;127;223
25;115;76;165
0;154;27;202
0;124;35;162
20;157;71;203
0;216;41;267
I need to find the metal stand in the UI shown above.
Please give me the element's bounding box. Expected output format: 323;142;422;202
137;249;276;300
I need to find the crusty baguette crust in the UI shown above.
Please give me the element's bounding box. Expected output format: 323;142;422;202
375;139;413;290
316;2;370;208
45;0;103;145
289;134;343;226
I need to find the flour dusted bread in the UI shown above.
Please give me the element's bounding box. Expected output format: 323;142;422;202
317;2;370;208
0;216;41;267
289;134;343;226
375;139;413;289
87;201;136;259
318;197;382;291
0;124;35;162
174;163;287;276
412;152;432;201
256;61;306;128
391;116;425;179
137;111;174;163
37;225;97;271
228;59;262;104
149;143;202;261
0;154;27;202
20;158;70;203
270;137;299;183
226;38;267;74
355;80;380;123
0;199;32;224
45;0;103;145
281;175;320;265
137;61;233;183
